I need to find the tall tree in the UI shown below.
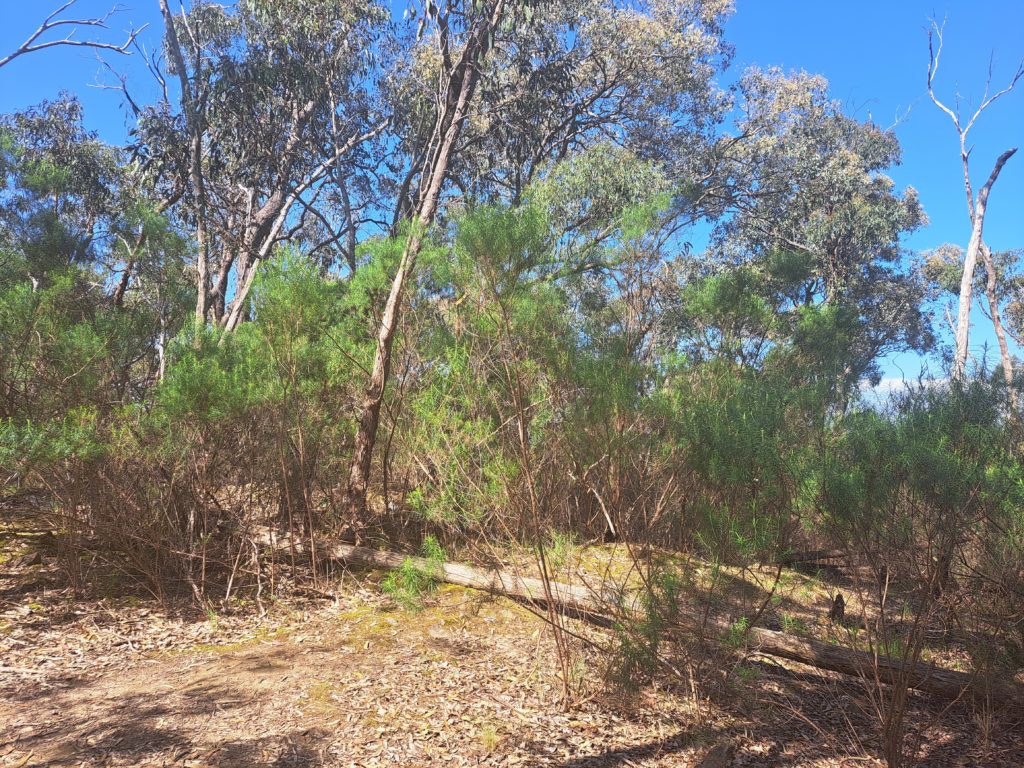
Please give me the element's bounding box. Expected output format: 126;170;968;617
705;69;928;400
1;98;128;283
340;0;515;523
150;0;387;326
927;20;1023;382
385;0;731;214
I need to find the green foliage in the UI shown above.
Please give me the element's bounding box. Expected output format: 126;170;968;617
546;530;578;571
381;535;447;611
822;381;1024;546
780;613;808;635
608;563;682;691
529;143;669;240
667;356;819;563
0;269;155;421
156;249;357;426
1;97;130;277
399;202;576;527
724;617;751;649
0;12;1019;718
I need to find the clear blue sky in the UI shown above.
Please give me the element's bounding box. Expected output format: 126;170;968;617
1;1;1022;381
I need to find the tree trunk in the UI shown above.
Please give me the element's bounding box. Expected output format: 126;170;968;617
774;549;847;566
158;0;211;325
979;242;1016;405
269;533;1024;708
952;148;1017;380
340;0;508;524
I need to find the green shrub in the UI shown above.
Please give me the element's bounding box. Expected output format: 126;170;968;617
382;535;447;611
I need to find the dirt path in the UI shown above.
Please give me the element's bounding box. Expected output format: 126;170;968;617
3;580;739;768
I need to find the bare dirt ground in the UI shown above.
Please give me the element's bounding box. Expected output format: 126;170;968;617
2;533;1022;767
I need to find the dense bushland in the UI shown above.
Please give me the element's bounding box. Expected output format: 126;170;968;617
4;191;1021;627
1;2;1022;764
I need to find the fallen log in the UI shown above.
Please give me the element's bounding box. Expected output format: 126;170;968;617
262;532;1024;708
774;549;847;566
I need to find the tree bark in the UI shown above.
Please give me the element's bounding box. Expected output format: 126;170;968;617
952;148;1017;380
979;241;1017;405
340;0;507;524
269;533;1024;708
774;549;847;566
158;0;211;324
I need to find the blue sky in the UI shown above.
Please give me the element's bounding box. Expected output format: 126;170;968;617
1;1;1021;381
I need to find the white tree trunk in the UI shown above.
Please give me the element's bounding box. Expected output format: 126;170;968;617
951;149;1017;381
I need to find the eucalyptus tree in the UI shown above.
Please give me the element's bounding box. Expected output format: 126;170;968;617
385;0;732;220
340;0;517;522
924;243;1024;387
340;0;734;523
701;69;929;402
0;98;129;284
149;0;389;326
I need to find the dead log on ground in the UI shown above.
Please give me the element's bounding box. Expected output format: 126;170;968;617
774;549;847;566
261;532;1024;708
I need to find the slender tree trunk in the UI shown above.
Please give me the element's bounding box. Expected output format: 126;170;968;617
341;0;508;524
979;242;1017;405
339;176;358;275
952;148;1016;380
111;256;136;308
111;195;177;308
158;0;210;324
953;219;985;380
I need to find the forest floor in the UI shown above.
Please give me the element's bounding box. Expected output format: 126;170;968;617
2;524;1023;767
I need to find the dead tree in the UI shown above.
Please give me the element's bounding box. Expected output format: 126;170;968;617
259;531;1024;708
0;1;144;70
928;20;1023;383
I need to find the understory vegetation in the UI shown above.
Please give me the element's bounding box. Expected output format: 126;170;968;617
1;1;1022;766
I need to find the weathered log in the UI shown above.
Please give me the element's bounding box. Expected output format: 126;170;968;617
264;532;1024;708
774;549;847;566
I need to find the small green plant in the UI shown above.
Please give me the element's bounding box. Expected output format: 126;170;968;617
204;600;219;632
734;663;760;684
382;535;447;611
876;636;907;659
546;529;578;571
725;617;750;649
780;613;808;635
607;564;682;691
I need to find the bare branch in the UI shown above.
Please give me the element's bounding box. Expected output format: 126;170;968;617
976;147;1018;211
928;17;1024;144
963;55;1024;137
927;20;961;133
94;54;142;117
0;1;146;70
